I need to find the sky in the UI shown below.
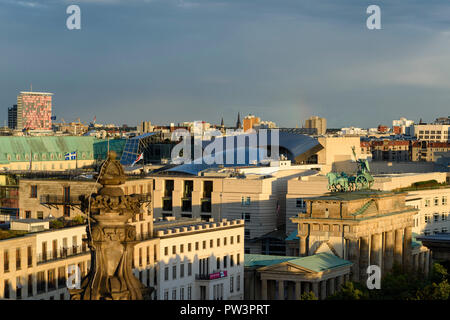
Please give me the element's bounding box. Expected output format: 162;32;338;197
0;0;450;128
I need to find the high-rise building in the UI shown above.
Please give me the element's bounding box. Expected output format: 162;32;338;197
242;114;260;131
8;105;17;129
304;116;326;135
16;92;53;131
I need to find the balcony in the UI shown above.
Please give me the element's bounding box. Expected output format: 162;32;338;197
40;195;82;209
37;245;89;264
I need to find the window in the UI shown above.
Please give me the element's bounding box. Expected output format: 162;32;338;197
237;275;240;291
231;255;234;267
164;247;168;256
434;214;439;222
27;274;33;297
172;246;176;255
296;198;306;208
37;271;45;294
4;250;9;272
195;242;199;251
245;229;251;239
188;243;192;252
230;276;234;293
224;237;227;246
25;211;31;219
203;241;206;249
4;280;10;299
424;230;431;236
442;214;447;221
164;267;169;281
434;197;439;206
37;211;44;220
241;212;251;222
425;215;431;223
217;257;221;270
434;229;439;234
58;266;66;287
231;236;234;245
217;238;220;247
187;286;192;300
172;265;177;280
237;253;240;265
180;264;185;278
180;244;184;254
30;185;38;198
424;199;431;207
180;287;185;300
172;289;176;300
210;239;213;248
237;235;240;243
16;248;21;270
241;196;251;206
164;291;169;300
442;227;448;233
188;262;192;276
223;256;228;268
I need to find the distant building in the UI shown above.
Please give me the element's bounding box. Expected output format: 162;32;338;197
16;92;53;131
369;139;410;162
304;116;326;135
392;117;414;136
411;141;450;162
414;123;450;142
243;114;260;132
8;105;17;130
139;121;153;134
377;125;389;133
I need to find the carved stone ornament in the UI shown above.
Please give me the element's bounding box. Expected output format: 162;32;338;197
69;151;153;300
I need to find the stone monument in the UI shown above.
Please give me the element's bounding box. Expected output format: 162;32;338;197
69;151;152;300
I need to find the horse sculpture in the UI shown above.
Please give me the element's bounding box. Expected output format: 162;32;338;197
326;172;350;192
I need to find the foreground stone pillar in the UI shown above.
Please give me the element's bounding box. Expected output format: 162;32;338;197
370;233;382;269
69;152;151;300
394;229;403;267
348;238;360;282
384;230;394;274
320;280;327;300
278;280;284;300
329;278;335;296
359;236;370;282
424;251;430;277
295;281;301;300
261;279;268;300
312;282;319;299
337;275;344;290
419;252;424;273
402;227;412;271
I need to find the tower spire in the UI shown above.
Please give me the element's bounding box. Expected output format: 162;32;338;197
236;112;241;129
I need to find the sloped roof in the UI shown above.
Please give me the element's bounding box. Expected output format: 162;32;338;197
0;136;95;163
245;252;352;273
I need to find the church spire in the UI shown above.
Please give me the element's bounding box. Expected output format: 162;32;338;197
236;112;242;129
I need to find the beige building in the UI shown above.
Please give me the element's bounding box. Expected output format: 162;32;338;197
414;124;450;142
0;216;244;300
304;116;327;135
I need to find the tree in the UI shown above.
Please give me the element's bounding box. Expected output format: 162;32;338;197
327;282;367;300
300;291;318;300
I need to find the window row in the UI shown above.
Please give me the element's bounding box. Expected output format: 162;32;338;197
164;235;241;256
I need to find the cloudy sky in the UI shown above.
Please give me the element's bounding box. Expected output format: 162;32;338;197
1;0;449;128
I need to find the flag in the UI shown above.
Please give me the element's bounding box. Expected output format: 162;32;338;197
65;151;77;160
131;153;143;167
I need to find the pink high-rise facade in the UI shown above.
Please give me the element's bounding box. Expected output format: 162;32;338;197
17;92;53;130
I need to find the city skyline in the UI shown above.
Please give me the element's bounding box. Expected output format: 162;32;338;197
1;0;450;128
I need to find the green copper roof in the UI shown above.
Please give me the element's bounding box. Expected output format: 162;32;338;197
0;136;95;163
93;138;126;160
288;252;353;272
245;252;352;272
412;232;422;248
244;254;298;268
285;230;299;241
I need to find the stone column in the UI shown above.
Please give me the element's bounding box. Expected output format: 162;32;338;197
370;233;382;269
384;230;394;274
303;282;310;296
424;251;430;277
413;254;419;271
277;280;284;300
295;281;301;300
419;252;424;273
394;229;403;268
320;280;327;300
348;238;360;282
261;279;268;300
299;236;307;257
337;275;344;290
312;282;319;299
402;227;412;271
329;278;336;296
359;236;370;282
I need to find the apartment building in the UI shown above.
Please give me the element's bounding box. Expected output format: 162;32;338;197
369;140;410;162
414;124;450;143
154;218;244;300
411;141;450;162
0;217;244;300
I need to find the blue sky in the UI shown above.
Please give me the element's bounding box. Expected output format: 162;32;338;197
1;0;450;128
